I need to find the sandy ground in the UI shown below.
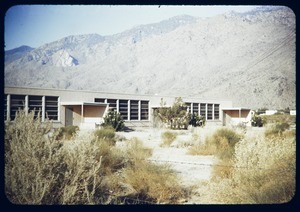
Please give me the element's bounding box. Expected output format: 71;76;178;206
116;127;218;190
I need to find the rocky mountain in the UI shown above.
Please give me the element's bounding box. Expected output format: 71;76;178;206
4;6;296;110
5;45;35;64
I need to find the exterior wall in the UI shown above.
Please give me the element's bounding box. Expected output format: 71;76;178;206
5;86;233;128
265;110;278;115
84;105;106;118
222;109;252;127
290;110;296;116
72;106;82;126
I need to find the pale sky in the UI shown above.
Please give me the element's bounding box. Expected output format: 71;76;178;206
4;5;258;50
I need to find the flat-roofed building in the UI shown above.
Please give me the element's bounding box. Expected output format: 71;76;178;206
4;86;237;129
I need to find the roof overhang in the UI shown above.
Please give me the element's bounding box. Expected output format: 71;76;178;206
60;101;108;106
222;107;251;111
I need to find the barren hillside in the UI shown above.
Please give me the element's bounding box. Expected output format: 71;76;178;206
5;6;295;109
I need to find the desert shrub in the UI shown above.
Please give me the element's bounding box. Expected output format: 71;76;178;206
5;109;123;204
160;131;177;147
187;128;242;178
125;137;152;164
204;128;242;160
5;109;187;205
155;97;190;129
122;161;187;204
251;115;264;127
56;125;79;140
263;114;295;125
94;126;116;145
265;122;290;138
102;109;125;131
189;113;205;127
5;110;65;204
232;134;296;203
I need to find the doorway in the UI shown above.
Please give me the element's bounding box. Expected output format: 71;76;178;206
65;106;73;126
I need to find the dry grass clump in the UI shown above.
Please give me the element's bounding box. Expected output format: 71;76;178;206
5;110;125;204
265;122;290;138
103;137;187;204
5;110;187;204
232;134;296;203
5;110;65;204
122;162;186;204
56;125;79;140
262;114;295;125
94;126;116;145
188;128;242;158
124;137;152;163
202;130;296;204
187;128;243;178
160;131;177;147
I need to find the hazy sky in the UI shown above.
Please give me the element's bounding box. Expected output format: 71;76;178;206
5;5;258;50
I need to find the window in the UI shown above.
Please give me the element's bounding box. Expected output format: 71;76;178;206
192;103;199;115
28;95;43;118
200;103;206;118
185;102;191;113
141;101;149;120
10;95;26;120
107;99;117;111
130;100;139;120
4;94;7;121
95;98;106;103
119;100;128;120
207;104;213;120
45;96;59;120
214;104;220;120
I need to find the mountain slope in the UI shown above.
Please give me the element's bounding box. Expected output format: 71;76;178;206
4;6;295;109
5;45;34;64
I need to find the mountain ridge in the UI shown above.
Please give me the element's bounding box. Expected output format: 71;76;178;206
5;6;295;110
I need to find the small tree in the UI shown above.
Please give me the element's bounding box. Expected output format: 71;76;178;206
155;97;190;129
102;109;125;131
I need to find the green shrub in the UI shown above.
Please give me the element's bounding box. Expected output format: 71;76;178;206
161;131;177;147
155;97;190;130
251;115;264;127
102;109;125;131
56;125;79;140
189;113;205;127
94;126;116;145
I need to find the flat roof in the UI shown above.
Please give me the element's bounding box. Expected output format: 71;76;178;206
60;102;108;106
222;107;251;111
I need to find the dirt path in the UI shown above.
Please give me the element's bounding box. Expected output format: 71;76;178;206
116;127;217;202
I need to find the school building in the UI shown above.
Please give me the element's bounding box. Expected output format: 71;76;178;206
4;86;252;129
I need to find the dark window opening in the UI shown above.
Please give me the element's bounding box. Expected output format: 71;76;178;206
10;95;26;120
119;100;128;120
130;100;139;120
141;101;149;120
207;104;213;120
45;96;59;120
28;95;43;119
